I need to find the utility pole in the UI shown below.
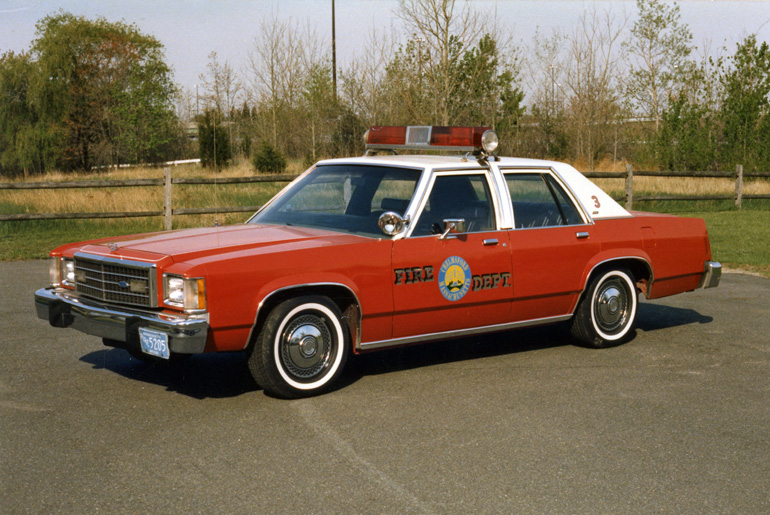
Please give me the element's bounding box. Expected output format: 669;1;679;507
332;0;337;101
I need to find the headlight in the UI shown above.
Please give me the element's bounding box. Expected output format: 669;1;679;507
62;259;75;287
49;257;75;288
163;275;206;311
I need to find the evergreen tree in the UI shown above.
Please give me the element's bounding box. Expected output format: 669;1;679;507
198;109;231;168
252;140;287;173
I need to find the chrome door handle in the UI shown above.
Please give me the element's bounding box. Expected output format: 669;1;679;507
576;232;590;239
483;238;499;246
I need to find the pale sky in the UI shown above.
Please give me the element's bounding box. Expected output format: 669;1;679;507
2;0;769;98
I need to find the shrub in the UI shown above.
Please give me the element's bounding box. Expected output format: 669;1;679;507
252;140;287;173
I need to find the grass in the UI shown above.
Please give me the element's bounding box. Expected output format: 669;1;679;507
686;210;770;277
2;161;769;277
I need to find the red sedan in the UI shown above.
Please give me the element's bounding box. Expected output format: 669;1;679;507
36;126;721;398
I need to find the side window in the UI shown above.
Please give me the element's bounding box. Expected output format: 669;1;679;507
505;173;583;228
412;174;495;236
544;175;583;225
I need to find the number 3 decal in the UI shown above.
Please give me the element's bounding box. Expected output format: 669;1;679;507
591;196;601;208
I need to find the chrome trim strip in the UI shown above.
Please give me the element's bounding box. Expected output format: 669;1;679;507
508;223;593;232
245;282;363;350
34;288;208;354
358;314;572;351
698;261;722;289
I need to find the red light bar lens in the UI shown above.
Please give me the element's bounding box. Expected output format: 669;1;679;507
367;126;407;146
430;126;489;147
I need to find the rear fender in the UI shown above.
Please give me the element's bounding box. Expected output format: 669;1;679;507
577;251;654;309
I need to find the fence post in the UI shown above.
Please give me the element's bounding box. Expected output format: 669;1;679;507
164;167;172;230
735;164;743;209
625;164;633;210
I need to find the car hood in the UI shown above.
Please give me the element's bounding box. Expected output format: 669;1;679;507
74;224;372;264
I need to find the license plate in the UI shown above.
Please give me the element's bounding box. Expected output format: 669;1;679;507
139;327;170;359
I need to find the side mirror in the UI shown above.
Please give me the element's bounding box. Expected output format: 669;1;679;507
378;211;405;236
439;218;466;240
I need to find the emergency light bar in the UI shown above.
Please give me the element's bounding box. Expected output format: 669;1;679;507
364;126;499;154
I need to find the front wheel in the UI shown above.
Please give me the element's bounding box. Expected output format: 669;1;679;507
247;296;349;398
570;269;638;348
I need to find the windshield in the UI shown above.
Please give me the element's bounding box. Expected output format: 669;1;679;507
249;164;421;237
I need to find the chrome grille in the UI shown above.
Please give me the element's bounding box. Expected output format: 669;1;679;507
74;254;157;307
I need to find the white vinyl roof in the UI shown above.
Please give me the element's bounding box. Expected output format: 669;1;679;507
317;154;631;220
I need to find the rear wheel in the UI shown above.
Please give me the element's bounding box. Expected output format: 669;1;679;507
570;269;638;348
247;296;349;398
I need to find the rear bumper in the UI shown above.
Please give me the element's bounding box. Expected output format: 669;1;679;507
34;287;208;354
698;261;722;289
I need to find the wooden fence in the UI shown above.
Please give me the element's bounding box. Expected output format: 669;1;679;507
0;169;296;228
582;165;770;210
1;165;769;226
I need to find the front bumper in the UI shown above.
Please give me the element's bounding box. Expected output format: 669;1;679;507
698;260;722;289
35;287;208;354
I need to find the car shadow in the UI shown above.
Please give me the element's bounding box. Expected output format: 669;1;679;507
78;302;713;399
339;303;714;389
635;302;713;332
342;323;573;385
80;348;259;399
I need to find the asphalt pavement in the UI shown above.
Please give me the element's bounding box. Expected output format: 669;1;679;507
2;260;769;514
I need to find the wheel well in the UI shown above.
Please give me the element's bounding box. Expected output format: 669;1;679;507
249;285;361;351
587;259;653;298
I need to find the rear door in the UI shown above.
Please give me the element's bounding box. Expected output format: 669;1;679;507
503;170;600;321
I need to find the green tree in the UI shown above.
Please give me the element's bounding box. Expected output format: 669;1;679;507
454;34;524;148
30;12;178;170
383;38;433;124
198;109;231;168
561;7;626;169
302;62;337;160
0;51;63;177
655;90;717;171
383;32;523;131
624;0;694;131
397;0;484;125
719;34;770;171
252;140;287;173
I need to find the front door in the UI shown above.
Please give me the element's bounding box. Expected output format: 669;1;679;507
391;172;513;338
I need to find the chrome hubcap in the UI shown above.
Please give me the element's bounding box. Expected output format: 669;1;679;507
595;281;629;334
297;333;318;358
281;315;333;380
